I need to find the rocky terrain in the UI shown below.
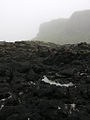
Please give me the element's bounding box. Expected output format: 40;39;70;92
0;41;90;120
35;10;90;44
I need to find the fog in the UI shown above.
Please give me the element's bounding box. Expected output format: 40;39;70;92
0;0;90;42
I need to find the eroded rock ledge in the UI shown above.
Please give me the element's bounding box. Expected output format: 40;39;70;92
0;41;90;120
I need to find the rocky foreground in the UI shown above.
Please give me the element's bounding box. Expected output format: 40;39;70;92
0;41;90;120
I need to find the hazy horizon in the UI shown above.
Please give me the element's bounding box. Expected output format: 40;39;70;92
0;0;90;42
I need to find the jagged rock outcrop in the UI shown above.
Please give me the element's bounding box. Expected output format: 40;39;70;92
35;10;90;44
0;41;90;120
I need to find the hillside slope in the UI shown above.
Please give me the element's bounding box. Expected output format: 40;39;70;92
35;10;90;44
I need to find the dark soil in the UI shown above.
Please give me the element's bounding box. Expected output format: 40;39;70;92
0;41;90;120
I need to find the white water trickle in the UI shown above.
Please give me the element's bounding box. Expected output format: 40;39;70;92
42;76;74;87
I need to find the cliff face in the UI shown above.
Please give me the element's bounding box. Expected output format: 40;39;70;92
35;10;90;44
0;41;90;120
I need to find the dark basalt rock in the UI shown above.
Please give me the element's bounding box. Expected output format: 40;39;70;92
0;41;90;120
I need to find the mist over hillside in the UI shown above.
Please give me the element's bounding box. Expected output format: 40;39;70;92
35;10;90;44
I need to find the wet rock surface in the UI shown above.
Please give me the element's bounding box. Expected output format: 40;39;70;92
0;41;90;120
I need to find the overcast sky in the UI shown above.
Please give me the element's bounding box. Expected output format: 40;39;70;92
0;0;90;41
